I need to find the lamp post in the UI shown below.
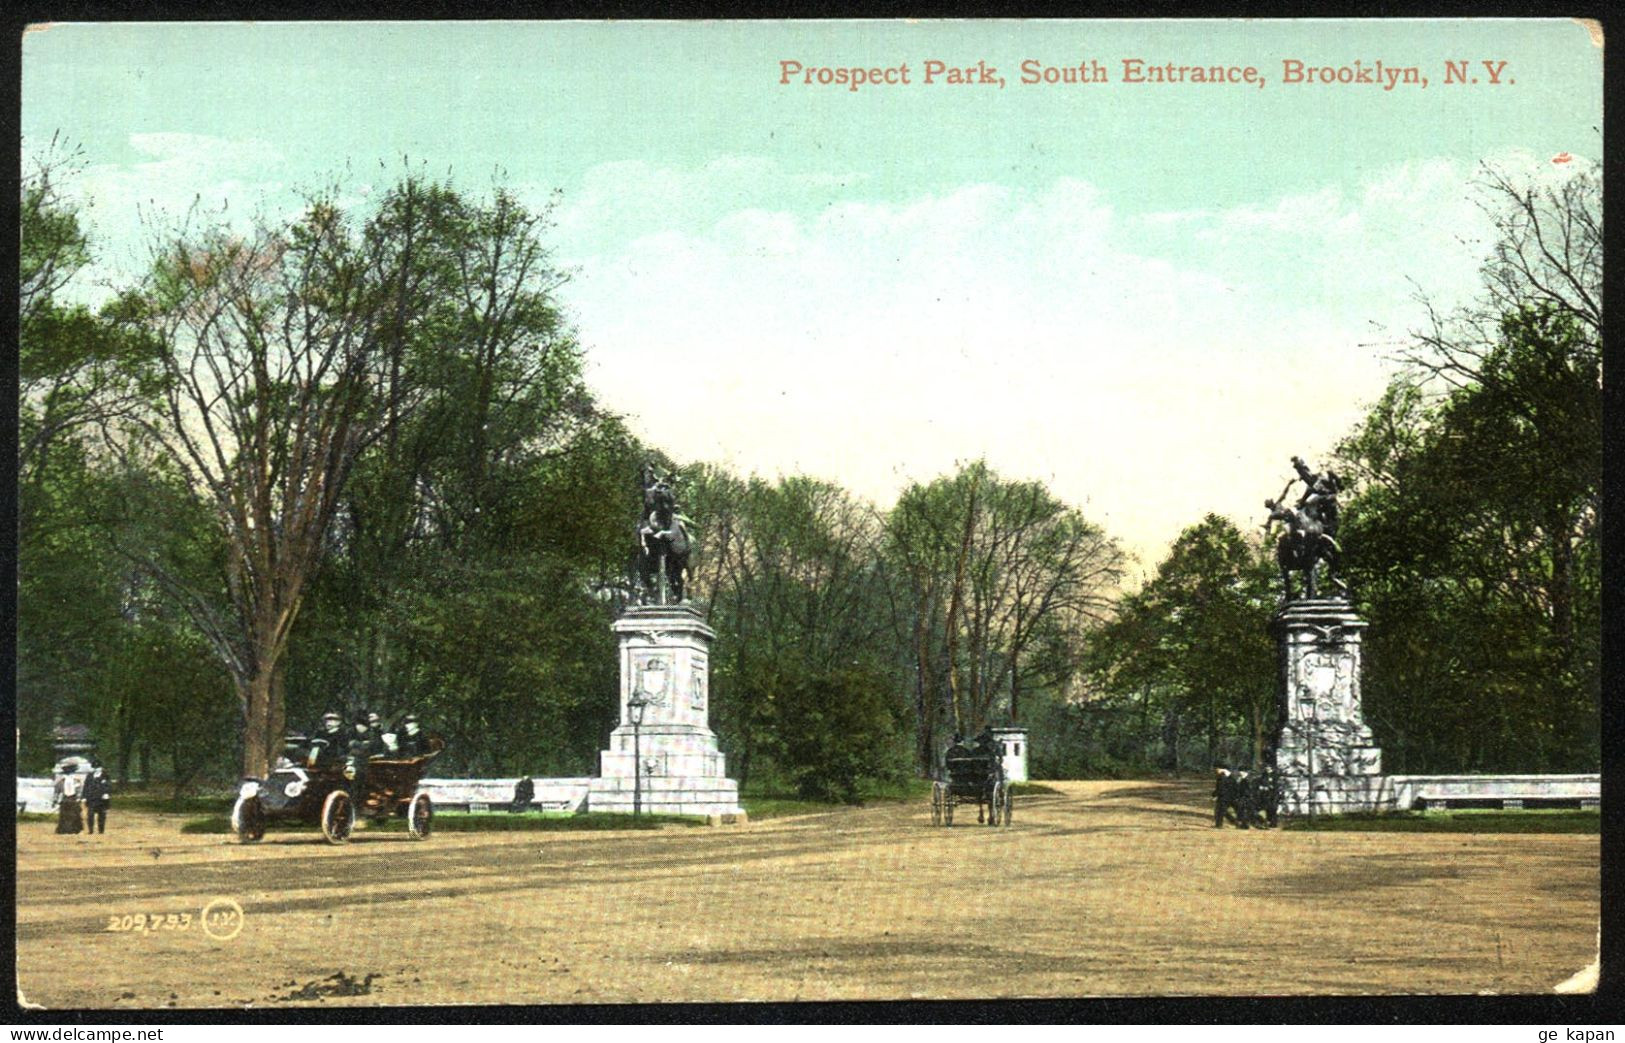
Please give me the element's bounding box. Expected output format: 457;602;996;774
1298;691;1318;822
627;692;650;816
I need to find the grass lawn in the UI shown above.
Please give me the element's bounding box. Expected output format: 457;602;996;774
740;776;934;819
1285;808;1599;833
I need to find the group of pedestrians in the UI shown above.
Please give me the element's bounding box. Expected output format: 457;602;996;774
1213;764;1280;829
53;759;113;835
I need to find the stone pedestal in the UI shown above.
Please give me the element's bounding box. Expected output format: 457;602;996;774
1271;598;1394;815
587;605;743;817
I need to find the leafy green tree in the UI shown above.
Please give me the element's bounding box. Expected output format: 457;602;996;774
20;141;157;524
771;664;907;803
17;144;173;772
885;461;1123;771
1337;165;1600;773
284;181;630;774
1087;516;1274;771
688;471;899;792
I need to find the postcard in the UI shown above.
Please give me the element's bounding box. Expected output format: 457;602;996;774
16;18;1602;1009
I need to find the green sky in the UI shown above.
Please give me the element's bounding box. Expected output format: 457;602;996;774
21;19;1603;567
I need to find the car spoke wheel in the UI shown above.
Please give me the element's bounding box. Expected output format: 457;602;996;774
943;795;954;827
321;790;355;845
1003;783;1014;826
408;792;433;840
931;782;944;826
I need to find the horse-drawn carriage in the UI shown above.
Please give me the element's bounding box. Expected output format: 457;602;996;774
931;748;1013;827
230;736;444;844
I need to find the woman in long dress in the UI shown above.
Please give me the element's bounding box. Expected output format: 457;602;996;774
54;770;84;834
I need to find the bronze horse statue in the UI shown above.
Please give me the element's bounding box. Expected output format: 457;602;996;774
636;465;691;604
1265;497;1344;600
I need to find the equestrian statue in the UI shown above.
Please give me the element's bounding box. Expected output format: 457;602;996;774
1265;455;1346;601
635;462;693;604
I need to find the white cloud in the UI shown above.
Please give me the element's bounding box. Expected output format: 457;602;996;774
555;152;1585;570
52;139;1591;573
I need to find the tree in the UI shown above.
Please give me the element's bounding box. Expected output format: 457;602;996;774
20;141;157;540
1336;162;1601;773
886;462;1124;771
286;179;624;773
122;186;451;778
17;143;177;773
1087;516;1275;771
689;471;899;792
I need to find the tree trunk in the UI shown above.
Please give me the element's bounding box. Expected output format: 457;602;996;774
1206;697;1217;767
1547;509;1578;765
945;477;979;735
238;668;275;780
1161;708;1179;772
268;657;288;770
1250;698;1264;770
1009;653;1020;726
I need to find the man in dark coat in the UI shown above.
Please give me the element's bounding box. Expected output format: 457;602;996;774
82;761;113;835
305;711;347;770
345;713;377;795
394;714;425;758
1213;766;1236;828
511;776;535;814
1255;765;1281;828
1233;770;1256;828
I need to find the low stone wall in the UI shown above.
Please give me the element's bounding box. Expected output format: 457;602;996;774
416;777;592;814
1389;773;1600;810
16;777;55;814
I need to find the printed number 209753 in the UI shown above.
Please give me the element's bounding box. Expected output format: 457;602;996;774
106;912;192;932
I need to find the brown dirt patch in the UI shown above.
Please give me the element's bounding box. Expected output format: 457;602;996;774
14;780;1599;1007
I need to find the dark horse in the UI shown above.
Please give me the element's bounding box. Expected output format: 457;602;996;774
636;468;691;604
1265;498;1344;600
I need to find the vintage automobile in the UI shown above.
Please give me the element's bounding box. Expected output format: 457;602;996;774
230;736;444;844
931;747;1012;827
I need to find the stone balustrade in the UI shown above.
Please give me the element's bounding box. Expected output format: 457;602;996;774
416;777;592;813
1390;773;1600;810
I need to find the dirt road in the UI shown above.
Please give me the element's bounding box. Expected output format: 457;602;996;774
15;780;1598;1007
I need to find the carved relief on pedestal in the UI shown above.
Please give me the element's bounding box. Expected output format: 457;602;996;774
1273;600;1389;813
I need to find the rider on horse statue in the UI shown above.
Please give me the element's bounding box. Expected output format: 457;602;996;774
636;462;694;605
1266;455;1346;601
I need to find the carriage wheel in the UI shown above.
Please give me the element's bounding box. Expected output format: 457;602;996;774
943;794;954;827
321;790;355;845
987;782;1003;827
1002;782;1014;827
930;782;945;827
407;792;433;840
231;795;266;843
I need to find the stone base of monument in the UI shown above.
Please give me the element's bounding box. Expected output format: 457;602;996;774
1272;597;1396;816
586;604;745;818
